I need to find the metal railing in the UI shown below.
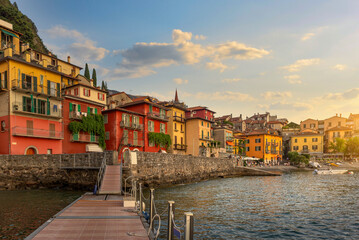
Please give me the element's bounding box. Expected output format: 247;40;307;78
11;79;61;98
174;144;186;150
122;138;144;147
12;126;63;139
69;111;83;120
173;116;185;122
120;121;144;130
71;133;99;143
96;154;107;194
12;102;62;118
147;112;169;121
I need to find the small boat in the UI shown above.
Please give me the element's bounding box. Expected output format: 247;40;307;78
313;169;349;175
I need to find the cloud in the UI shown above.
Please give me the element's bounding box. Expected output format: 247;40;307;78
206;61;228;72
112;29;270;79
195;34;207;40
45;25;109;63
262;91;292;100
173;78;188;85
323;88;359;100
333;64;347;71
194;91;254;102
221;78;242;83
281;58;320;72
301;33;315;41
259;102;312;111
284;75;302;84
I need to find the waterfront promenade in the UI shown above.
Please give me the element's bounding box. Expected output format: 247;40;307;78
26;193;149;239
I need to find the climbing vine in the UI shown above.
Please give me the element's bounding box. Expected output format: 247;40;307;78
148;132;172;149
68;114;106;149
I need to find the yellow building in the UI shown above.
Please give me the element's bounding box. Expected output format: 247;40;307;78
243;130;283;164
185;106;215;156
300;118;319;132
0;19;82;155
162;90;187;154
325;126;352;152
290;132;324;156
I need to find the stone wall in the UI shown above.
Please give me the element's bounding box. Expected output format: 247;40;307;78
0;151;116;190
127;152;240;187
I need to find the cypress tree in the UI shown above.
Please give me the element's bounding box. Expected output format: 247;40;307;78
101;81;105;90
92;68;97;87
84;63;90;79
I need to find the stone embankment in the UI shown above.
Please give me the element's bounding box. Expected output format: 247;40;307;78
124;152;281;188
0;152;115;190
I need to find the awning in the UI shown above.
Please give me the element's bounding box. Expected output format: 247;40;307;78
1;29;19;39
226;141;234;146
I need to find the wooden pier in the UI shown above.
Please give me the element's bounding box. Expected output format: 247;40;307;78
26;164;149;240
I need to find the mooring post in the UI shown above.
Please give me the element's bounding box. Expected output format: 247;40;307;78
139;183;143;215
149;188;155;231
184;212;194;240
167;201;175;240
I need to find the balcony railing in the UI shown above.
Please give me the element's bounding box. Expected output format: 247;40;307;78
173;116;185;122
200;136;211;141
12;102;62;119
11;79;61;98
226;136;234;141
301;149;309;153
122;138;144;147
120;121;144;130
12;126;63;139
69;111;83;120
147;112;169;121
71;133;99;143
174;144;186;150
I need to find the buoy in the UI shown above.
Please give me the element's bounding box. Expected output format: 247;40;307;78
348;171;354;175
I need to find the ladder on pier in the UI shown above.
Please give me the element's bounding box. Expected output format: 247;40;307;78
98;164;122;195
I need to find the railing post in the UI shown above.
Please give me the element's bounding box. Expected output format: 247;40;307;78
167;201;175;240
184;212;194;240
139;183;143;215
149;188;154;232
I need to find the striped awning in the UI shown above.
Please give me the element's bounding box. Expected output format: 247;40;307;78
1;29;19;38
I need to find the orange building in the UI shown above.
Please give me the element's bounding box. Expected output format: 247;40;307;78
243;130;283;164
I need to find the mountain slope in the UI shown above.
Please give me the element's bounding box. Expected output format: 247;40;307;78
0;0;48;53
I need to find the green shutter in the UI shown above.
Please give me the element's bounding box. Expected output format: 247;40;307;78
30;94;34;113
4;71;7;89
47;98;50;115
87;107;90;114
78;104;81;112
33;97;37;113
33;77;37;92
69;102;73;112
149;105;153;113
22;96;26;111
73;133;79;141
47;80;50;95
95;108;98;114
22;73;26;89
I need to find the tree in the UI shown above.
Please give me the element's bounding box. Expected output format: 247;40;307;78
329;138;346;154
13;2;19;10
84;63;90;79
344;137;359;159
104;81;108;91
287;151;309;165
92;68;97;87
101;81;105;90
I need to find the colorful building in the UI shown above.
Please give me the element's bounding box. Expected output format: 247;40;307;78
325;126;352;152
104;95;170;161
0;20;81;155
62;77;107;153
162;90;187;155
213;127;234;154
300;118;319;133
243;130;283;164
290;132;324;156
185;106;215;156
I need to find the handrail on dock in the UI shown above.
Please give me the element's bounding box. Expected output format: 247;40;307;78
95;152;107;193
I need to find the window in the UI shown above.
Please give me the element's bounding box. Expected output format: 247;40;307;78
74;88;79;96
1;120;5;132
328;122;332;127
133;116;139;126
303;145;308;150
246;147;250;151
123;130;128;145
160;123;166;133
310;124;316;128
98;93;104;101
312;138;318;142
51;58;57;66
303;124;306;128
83;88;90;97
304;138;307;143
133;131;138;145
175;136;177;145
47;149;52;154
175;123;177;130
255;146;261;151
26;120;33;136
201;121;203;126
246;139;250;144
149;105;153;113
105;131;110;140
205;116;208;120
255;138;261;143
294;139;297;143
207;123;209;127
104;114;108;124
22;96;32;113
160;109;165;117
123;113;130;127
149;139;155;147
293;146;299;150
201;130;204;139
181;124;183;132
148;121;154;132
312;145;318;150
35;53;40;61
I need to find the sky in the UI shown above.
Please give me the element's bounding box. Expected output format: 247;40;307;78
12;0;359;123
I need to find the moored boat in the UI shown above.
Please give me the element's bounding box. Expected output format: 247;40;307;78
313;169;349;175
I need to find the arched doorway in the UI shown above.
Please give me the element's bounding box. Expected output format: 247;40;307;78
25;146;37;155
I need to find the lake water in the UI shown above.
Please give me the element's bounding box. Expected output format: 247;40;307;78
1;172;359;239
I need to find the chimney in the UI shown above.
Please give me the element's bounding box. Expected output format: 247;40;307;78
67;56;71;63
340;113;342;117
336;113;338;117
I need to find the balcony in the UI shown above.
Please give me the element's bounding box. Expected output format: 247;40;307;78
173;116;185;123
71;133;98;143
301;149;309;154
69;111;83;120
174;144;186;150
123;138;144;147
200;136;211;141
11;79;61;100
12;102;62;119
226;136;234;141
147;112;169;121
12;127;63;139
120;121;144;130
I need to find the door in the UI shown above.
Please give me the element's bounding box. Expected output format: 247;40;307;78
26;147;36;155
26;120;33;136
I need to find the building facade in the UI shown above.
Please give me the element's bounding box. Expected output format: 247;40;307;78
290;132;324;156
